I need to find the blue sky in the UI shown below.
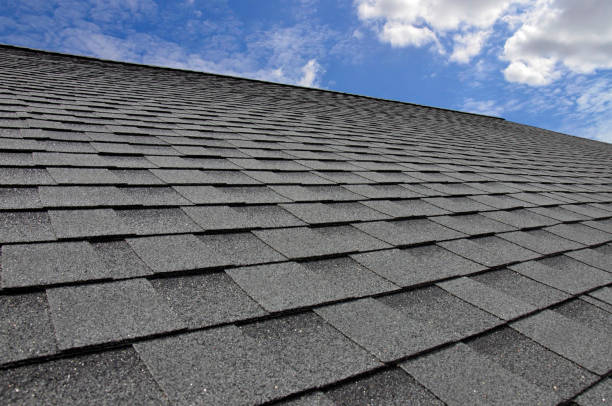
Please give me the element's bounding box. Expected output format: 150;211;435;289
1;0;611;143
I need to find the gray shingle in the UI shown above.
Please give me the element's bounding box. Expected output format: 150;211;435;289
583;218;612;234
0;292;58;365
243;170;332;185
0;211;56;243
500;229;584;255
315;298;459;362
424;197;494;213
134;326;306;405
254;225;390;259
510;258;612;294
472;269;570;309
361;198;450;218
511;310;612;374
562;203;612;218
0;187;42;209
281;202;389;224
0;167;56;185
344;184;421;199
110;169;164;185
552;299;612;336
121;186;192;206
431;214;515;235
402;343;560;406
150;272;267;328
47;167;122;184
175;185;290;204
313;170;374;184
39;186;135;207
379;286;503;338
116;208;202;235
575;379;612;406
545;223;612;245
92;240;152;278
439;236;539;267
528;206;589;222
352;245;484;287
151;169;259;185
49;208;131;238
0;348;170;406
271;185;361;202
240;313;380;387
227;262;340;312
1;241;109;288
467;194;528;209
233;205;305;228
482;208;558;229
127;234;231;273
47;278;185;349
354;219;464;246
437;277;537;320
589;287;612;305
197;232;286;266
467;327;598;400
324;368;443;406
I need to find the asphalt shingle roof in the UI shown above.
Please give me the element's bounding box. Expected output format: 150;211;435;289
0;44;611;405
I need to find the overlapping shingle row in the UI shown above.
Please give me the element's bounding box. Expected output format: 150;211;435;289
0;45;611;405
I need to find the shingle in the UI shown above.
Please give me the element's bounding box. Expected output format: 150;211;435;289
227;262;341;311
431;214;515;235
127;234;231;273
229;158;309;171
584;218;612;234
281;202;389;224
437;276;537;320
33;152;107;167
352;245;484;287
344;184;421;199
467;327;598;400
379;286;502;338
0;292;58;365
110;169;164;185
151;169;259;185
314;298;459;362
271;185;360;202
240;312;380;387
528;206;589;222
510;192;566;206
562;203;612;219
361;198;449;217
400;343;560;406
92;240;152;278
301;256;398;297
424;197;493;213
482;208;558;229
150;272;267;328
134;326;306;405
545;223;612;245
233;205;305;228
39;186;135;207
197;232;286;266
510;258;612;294
354;219;464;246
468;194;528;209
116;208;202;235
184;157;241;170
49;208;131;238
470;182;521;194
0;347;170;406
1;241;109;288
47;167;122;184
175;185;290;204
296;159;362;171
313;170;374;184
0;167;56;185
575;379;612;406
324;368;443;406
47;278;185;349
511;310;612;375
471;269;570;309
254;225;390;259
589;287;612;305
500;229;584;255
424;182;485;195
439;236;539;267
121;186;192;206
0;211;56;243
552;299;612;336
243;170;333;185
0;152;34;166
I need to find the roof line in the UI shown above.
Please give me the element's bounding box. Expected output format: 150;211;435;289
0;42;505;121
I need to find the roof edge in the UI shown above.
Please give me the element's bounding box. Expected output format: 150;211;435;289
0;42;505;121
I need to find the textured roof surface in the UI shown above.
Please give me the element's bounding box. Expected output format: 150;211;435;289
0;44;611;405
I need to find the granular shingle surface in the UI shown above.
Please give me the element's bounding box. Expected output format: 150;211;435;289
1;44;611;405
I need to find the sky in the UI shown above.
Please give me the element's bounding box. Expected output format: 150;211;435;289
1;0;611;143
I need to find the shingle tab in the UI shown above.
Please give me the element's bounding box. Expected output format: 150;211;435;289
545;222;612;245
352;245;484;287
0;167;56;185
49;208;131;238
92;240;152;278
439;235;539;267
197;232;287;265
0;187;42;209
116;208;202;235
354;218;465;246
1;241;109;288
281;202;389;224
511;310;612;374
401;343;560;406
39;185;134;207
361;198;450;217
47;167;122;184
431;214;516;235
134;326;306;405
47;278;185;348
500;229;584;255
575;379;612;406
0;211;56;243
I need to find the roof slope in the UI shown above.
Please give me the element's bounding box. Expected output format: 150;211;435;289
0;44;611;405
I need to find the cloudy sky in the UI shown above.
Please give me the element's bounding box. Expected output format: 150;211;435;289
1;0;611;143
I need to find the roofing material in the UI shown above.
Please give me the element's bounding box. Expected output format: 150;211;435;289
0;44;611;405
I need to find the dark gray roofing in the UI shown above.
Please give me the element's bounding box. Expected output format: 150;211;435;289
0;44;611;405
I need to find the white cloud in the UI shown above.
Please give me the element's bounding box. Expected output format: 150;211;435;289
501;0;612;85
450;30;490;63
298;59;322;87
461;98;505;116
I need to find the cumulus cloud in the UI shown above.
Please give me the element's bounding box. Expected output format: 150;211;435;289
298;59;323;87
460;98;505;116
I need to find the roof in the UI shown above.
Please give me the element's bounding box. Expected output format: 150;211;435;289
0;43;611;405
